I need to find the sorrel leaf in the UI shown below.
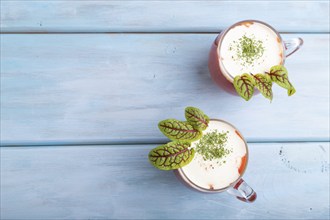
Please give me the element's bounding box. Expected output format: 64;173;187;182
233;73;255;101
268;65;291;89
269;65;296;96
158;119;202;141
185;107;209;131
148;141;195;170
253;73;273;101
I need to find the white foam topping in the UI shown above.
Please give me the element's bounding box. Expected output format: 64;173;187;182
219;21;283;80
181;120;247;190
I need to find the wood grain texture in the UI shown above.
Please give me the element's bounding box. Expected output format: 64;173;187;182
1;34;329;144
1;1;329;33
1;142;329;219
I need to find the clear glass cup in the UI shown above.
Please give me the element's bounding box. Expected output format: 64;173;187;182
208;20;303;95
174;119;257;203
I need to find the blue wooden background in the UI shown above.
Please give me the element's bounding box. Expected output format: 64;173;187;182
1;1;329;219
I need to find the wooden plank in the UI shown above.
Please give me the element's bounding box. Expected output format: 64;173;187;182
1;34;329;144
1;142;329;219
1;1;329;33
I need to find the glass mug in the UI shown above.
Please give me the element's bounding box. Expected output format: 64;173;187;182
208;20;303;94
174;119;257;203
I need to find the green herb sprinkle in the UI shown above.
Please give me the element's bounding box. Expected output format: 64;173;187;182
230;34;265;67
195;130;232;161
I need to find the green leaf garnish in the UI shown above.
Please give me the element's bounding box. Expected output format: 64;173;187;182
233;65;296;101
233;73;255;101
268;65;296;96
253;73;273;101
268;65;291;89
148;141;195;170
158;119;202;141
185;107;209;131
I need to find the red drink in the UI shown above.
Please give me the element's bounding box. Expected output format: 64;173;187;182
208;20;303;95
174;119;256;203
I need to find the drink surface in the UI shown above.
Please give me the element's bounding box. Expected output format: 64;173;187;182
219;21;283;80
181;120;247;190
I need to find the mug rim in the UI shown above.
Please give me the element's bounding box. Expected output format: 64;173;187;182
175;118;249;193
216;19;285;83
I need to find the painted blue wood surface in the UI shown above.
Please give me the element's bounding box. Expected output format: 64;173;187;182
1;34;329;144
1;1;329;33
0;0;329;219
1;143;329;219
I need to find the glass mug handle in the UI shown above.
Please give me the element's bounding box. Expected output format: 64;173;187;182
227;178;257;203
284;37;304;57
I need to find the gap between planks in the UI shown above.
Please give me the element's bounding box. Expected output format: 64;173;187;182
1;31;330;35
1;138;330;147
